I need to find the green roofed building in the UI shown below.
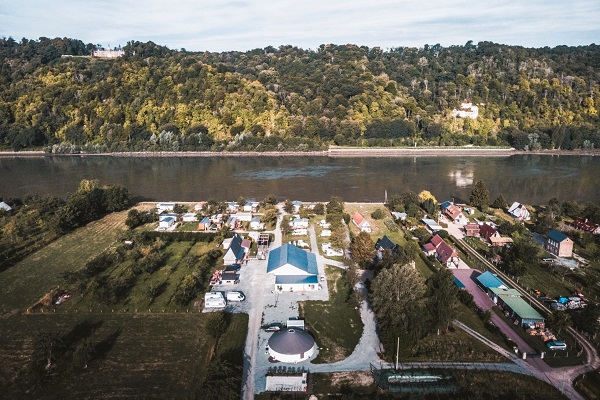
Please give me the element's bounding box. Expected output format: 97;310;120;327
496;293;545;327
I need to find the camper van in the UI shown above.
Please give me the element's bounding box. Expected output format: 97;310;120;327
204;292;226;308
226;291;245;302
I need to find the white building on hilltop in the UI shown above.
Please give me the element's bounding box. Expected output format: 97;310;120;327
92;49;124;58
452;102;479;119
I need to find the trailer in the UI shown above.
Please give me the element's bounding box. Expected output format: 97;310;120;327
204;292;226;308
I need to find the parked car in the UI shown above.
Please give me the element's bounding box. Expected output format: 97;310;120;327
262;323;283;332
226;291;245;302
546;340;567;350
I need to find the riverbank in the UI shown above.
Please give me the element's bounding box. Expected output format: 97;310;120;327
0;147;599;158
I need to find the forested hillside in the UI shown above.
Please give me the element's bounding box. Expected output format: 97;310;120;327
0;37;599;152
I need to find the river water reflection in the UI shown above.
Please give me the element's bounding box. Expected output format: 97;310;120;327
0;154;598;204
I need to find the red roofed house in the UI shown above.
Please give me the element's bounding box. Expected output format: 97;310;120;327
572;218;600;235
423;234;459;268
352;212;372;233
444;204;468;225
480;224;500;241
464;223;480;237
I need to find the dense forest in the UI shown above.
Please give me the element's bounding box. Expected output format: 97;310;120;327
0;37;599;152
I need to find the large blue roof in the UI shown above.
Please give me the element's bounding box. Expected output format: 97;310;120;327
476;271;507;289
547;230;568;243
267;244;318;275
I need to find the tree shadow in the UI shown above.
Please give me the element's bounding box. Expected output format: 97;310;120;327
92;328;122;360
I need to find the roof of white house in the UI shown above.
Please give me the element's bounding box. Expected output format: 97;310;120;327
267;244;318;275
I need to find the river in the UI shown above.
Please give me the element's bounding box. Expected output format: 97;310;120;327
0;154;598;204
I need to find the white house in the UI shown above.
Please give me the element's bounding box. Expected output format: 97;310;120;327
321;229;332;237
291;217;309;229
452;102;479;119
250;217;265;230
223;235;249;264
267;244;319;291
292;228;308;236
243;201;260;213
0;201;12;212
156;202;176;212
159;216;175;230
182;213;198;222
321;243;343;257
508;202;531;221
319;220;331;229
235;212;253;222
352;212;371;233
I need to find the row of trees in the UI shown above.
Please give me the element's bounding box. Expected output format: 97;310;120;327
1;38;599;151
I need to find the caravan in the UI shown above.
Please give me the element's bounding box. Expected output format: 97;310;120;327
204;292;226;308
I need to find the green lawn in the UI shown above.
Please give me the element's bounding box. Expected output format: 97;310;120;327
300;265;363;363
0;210;128;313
0;313;214;399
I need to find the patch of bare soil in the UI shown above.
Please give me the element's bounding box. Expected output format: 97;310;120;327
329;371;374;387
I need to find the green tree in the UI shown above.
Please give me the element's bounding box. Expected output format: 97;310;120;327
283;199;294;214
350;232;375;267
469;180;490;212
492;194;508;209
426;269;459;333
371;264;427;346
547;311;572;335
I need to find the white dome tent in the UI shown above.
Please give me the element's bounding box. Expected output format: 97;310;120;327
268;329;317;363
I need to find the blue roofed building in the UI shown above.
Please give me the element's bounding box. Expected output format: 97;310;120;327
476;271;508;294
267;244;319;291
545;230;574;258
224;235;248;265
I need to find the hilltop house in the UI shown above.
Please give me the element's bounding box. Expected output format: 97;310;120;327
423;234;459;268
444;204;468;225
508;202;531;221
545;230;574;258
352;212;372;233
452;102;479;119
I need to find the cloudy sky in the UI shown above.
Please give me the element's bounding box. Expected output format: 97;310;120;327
0;0;598;52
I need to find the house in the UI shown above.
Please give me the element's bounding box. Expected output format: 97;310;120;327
480;224;500;241
489;236;514;247
572;218;600;235
194;202;206;212
440;201;453;211
227;201;239;213
319;220;331;229
223;235;249;264
444;204;468;225
291;218;309;229
182;213;198;222
423;234;459;268
250;217;264;230
0;201;12;212
292;228;308;236
227;216;240;229
352;212;372;233
464;223;480;237
321;242;343;257
545;230;574;258
320;229;332;237
422;218;443;232
391;212;407;221
235;212;253;222
243;201;260;213
159;216;175;230
267;244;319;291
375;235;399;259
508;202;531;221
292;200;303;213
198;216;211;231
156;202;176;212
452;102;479;119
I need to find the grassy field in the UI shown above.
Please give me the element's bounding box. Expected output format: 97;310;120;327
57;239;222;313
300;266;363;363
0;210;128;313
0;312;245;398
575;371;600;400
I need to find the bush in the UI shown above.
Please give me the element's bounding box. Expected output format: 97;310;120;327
371;209;385;220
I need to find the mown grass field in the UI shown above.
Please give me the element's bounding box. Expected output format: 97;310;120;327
300;266;363;363
0;210;129;313
0;312;247;399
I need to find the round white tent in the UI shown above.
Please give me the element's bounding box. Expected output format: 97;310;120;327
268;329;316;363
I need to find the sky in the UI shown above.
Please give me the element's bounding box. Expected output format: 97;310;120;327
0;0;598;52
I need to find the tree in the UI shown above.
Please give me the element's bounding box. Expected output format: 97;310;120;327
370;264;427;345
469;180;490;212
326;196;344;215
350;232;375;267
236;196;246;207
547;311;572;335
492;194;508;209
418;190;437;204
426;269;459;333
283;199;294;214
261;208;277;225
102;184;132;212
261;194;278;206
371;208;385;220
313;203;325;215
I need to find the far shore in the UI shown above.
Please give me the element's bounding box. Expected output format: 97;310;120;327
0;147;598;158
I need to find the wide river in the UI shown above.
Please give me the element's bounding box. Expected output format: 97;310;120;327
0;154;598;204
